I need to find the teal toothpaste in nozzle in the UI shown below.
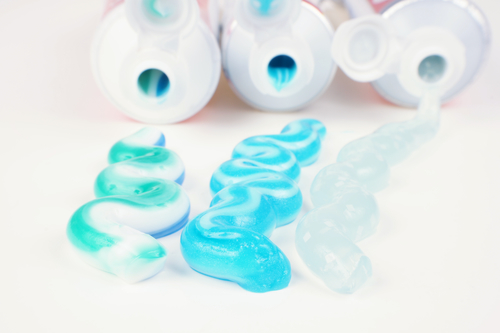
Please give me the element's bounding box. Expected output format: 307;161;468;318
92;0;221;124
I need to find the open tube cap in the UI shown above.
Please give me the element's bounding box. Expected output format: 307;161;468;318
332;15;401;82
333;14;467;98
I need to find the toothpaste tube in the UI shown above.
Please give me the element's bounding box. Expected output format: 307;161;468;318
221;0;337;112
92;0;221;123
332;0;490;106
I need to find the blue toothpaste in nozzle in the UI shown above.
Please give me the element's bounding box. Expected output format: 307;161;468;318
221;0;338;112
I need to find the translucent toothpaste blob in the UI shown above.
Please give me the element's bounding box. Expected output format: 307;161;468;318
221;0;337;112
331;0;490;107
92;0;221;124
180;119;326;293
297;28;448;293
296;87;441;294
67;128;190;283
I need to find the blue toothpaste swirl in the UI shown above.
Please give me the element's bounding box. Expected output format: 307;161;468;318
181;119;326;293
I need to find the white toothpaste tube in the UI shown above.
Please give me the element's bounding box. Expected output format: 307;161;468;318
220;0;337;112
332;0;490;106
92;0;221;123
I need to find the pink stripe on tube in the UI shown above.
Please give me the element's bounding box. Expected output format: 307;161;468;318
367;0;398;13
103;0;124;18
197;0;212;29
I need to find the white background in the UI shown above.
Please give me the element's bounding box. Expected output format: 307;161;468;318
0;0;499;332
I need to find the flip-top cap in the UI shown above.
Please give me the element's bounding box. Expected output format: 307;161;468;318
332;15;400;82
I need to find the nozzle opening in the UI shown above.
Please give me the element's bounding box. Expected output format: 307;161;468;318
418;55;447;84
138;68;170;101
268;55;297;92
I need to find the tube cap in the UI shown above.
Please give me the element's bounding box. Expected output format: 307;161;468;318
332;15;401;82
333;15;467;98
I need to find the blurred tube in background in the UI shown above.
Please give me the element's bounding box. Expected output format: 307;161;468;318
331;0;490;106
220;0;337;112
91;0;221;124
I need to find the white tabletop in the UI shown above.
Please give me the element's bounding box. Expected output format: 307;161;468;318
0;0;499;332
